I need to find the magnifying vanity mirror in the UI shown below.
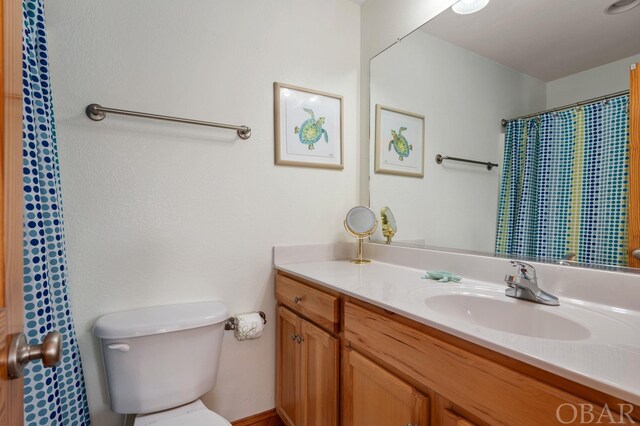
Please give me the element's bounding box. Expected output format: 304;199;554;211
380;207;397;244
368;0;640;272
344;206;378;264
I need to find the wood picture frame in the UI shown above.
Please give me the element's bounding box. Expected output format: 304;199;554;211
374;104;425;178
274;82;344;169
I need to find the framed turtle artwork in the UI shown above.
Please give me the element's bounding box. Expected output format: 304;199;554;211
374;104;425;178
274;82;343;169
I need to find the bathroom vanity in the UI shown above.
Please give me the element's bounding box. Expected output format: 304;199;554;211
274;245;640;426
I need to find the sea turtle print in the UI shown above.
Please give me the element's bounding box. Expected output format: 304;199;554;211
388;127;413;161
294;107;328;150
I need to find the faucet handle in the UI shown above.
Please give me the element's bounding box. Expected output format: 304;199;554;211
510;260;536;280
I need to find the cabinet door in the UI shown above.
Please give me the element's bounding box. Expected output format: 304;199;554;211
343;348;429;426
300;319;339;426
277;306;300;426
442;409;476;426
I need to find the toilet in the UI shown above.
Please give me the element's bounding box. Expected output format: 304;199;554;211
92;301;232;425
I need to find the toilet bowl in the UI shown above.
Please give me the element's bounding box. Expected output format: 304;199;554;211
93;301;231;424
133;400;230;426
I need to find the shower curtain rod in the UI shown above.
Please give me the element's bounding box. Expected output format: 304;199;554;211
501;89;629;127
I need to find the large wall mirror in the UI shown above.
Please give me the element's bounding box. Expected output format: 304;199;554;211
369;0;640;270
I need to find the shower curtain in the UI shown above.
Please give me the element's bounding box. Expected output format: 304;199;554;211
22;0;91;424
496;95;629;267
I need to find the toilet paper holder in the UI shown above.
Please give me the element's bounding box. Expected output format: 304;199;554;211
224;311;267;331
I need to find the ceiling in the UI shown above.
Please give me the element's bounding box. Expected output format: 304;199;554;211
422;0;640;81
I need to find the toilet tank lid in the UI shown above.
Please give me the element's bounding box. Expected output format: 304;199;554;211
92;301;229;339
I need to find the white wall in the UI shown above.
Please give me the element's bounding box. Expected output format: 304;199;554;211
370;32;546;252
44;1;360;424
546;53;640;108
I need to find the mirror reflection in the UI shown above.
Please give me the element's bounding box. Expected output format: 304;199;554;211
380;207;397;244
345;206;378;235
369;0;639;270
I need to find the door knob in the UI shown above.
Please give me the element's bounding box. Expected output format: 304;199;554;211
7;331;62;379
633;249;640;260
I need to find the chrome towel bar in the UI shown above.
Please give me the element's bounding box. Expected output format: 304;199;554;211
85;103;251;140
435;154;498;171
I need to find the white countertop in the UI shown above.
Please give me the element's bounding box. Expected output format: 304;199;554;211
275;259;640;405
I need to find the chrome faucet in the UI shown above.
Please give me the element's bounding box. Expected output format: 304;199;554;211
556;253;577;266
504;261;559;306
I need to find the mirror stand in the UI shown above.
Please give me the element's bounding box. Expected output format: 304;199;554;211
352;238;371;264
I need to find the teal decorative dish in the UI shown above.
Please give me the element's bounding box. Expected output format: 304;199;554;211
421;271;462;283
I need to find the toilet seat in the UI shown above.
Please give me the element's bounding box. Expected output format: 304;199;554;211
133;400;231;426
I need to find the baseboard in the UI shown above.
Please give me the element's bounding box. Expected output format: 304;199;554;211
231;408;284;426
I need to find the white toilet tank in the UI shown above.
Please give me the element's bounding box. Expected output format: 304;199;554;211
93;301;228;414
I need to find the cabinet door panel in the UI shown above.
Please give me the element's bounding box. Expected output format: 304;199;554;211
277;306;300;425
300;319;339;426
442;409;476;426
343;348;428;426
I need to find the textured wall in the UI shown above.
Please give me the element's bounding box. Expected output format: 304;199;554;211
44;0;360;424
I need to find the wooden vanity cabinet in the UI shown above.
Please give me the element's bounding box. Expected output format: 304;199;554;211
343;300;637;425
275;272;639;426
276;276;339;426
342;347;429;426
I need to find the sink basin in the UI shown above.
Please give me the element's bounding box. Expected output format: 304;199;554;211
423;294;591;341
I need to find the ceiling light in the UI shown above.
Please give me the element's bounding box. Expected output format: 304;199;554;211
452;0;490;15
605;0;640;14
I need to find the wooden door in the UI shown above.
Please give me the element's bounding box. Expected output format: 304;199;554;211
342;348;429;426
630;63;640;267
299;319;338;426
276;306;300;426
0;0;26;423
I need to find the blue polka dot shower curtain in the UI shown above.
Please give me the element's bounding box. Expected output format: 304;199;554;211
22;0;91;424
496;95;630;267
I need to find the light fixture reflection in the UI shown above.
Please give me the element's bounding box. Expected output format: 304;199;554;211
452;0;490;15
605;0;640;14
